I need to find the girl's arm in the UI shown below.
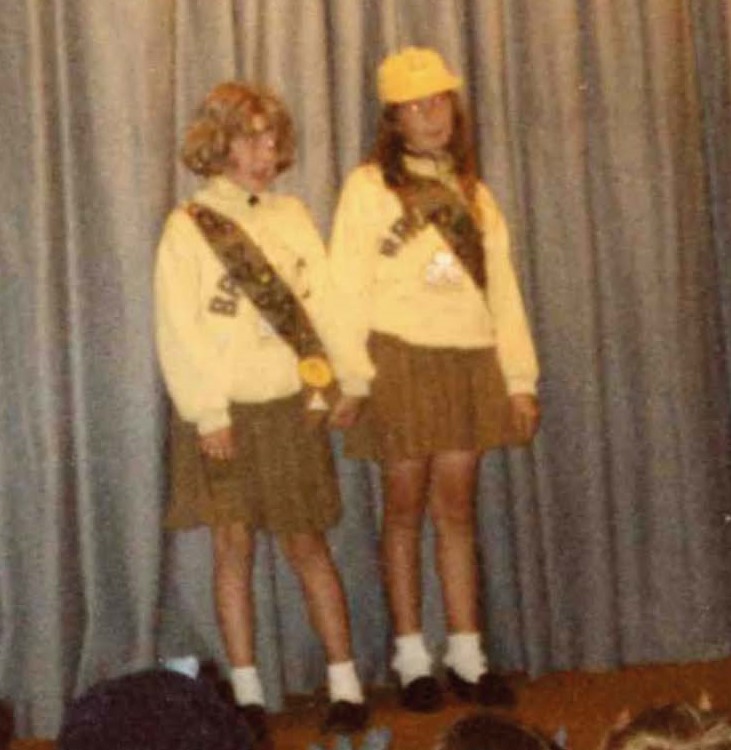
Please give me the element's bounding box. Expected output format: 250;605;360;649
154;210;232;434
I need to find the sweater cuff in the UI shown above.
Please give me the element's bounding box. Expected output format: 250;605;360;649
338;377;372;398
196;408;232;436
505;377;537;397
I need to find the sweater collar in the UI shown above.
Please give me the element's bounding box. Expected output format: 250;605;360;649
402;153;461;194
206;175;266;206
403;152;455;180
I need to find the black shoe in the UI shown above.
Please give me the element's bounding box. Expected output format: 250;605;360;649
446;668;516;707
321;700;370;734
235;704;271;748
399;675;444;713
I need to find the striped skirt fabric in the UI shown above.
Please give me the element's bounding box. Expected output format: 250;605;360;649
344;332;522;462
165;393;341;533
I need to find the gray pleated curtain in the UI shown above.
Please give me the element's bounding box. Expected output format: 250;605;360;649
1;0;730;738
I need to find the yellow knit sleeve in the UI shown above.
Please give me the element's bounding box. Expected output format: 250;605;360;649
479;185;540;395
154;209;232;433
327;167;383;394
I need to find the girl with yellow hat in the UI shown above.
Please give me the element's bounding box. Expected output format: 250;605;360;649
329;48;540;713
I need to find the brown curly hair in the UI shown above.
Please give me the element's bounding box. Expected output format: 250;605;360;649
180;81;295;177
368;91;479;206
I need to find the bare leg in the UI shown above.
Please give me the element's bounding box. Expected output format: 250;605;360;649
211;522;256;666
430;455;516;706
429;450;481;633
277;531;352;663
381;457;430;635
277;532;368;731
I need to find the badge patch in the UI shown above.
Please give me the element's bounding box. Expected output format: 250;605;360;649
424;249;463;286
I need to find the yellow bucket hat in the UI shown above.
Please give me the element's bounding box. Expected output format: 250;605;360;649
377;47;462;104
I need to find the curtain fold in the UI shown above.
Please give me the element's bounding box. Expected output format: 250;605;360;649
1;0;730;737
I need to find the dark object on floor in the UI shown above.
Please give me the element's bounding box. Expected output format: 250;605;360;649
436;712;557;750
197;660;236;706
446;669;516;707
0;699;14;750
235;704;270;749
321;700;370;734
57;669;252;750
399;675;444;713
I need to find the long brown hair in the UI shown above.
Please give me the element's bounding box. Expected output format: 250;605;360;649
367;91;479;206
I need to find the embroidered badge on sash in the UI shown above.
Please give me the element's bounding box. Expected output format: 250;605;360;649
377;176;486;290
424;249;463;287
209;272;241;316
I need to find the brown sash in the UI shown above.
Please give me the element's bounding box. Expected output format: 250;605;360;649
187;202;335;413
397;176;486;289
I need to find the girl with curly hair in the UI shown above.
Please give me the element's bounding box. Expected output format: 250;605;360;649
155;81;369;744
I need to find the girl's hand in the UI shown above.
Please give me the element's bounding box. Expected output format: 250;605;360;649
199;426;235;460
328;395;365;430
509;393;541;443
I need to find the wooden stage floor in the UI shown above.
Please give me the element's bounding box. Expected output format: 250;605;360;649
13;657;731;750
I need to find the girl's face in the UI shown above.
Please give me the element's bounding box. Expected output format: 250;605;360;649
224;116;278;193
395;91;454;155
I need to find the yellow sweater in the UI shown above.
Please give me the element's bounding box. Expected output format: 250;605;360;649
329;157;539;395
155;176;367;435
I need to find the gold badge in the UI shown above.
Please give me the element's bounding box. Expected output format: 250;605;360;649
298;356;333;388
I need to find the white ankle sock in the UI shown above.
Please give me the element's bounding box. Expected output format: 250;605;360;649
391;633;433;685
443;632;488;683
230;666;265;706
162;655;200;679
327;660;364;703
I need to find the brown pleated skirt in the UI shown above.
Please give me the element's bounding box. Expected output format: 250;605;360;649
344;332;524;462
165;393;341;533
